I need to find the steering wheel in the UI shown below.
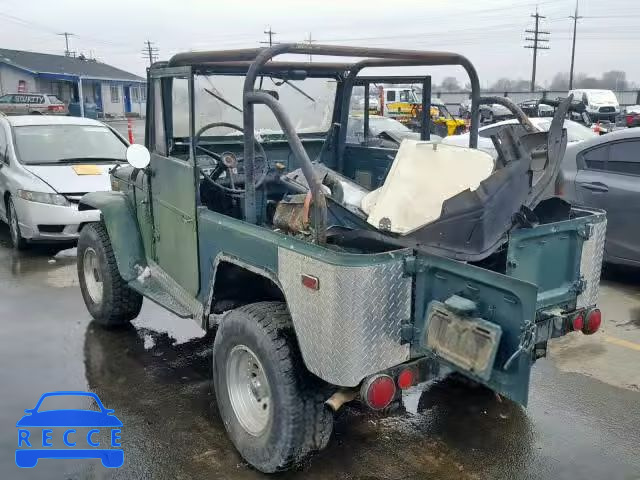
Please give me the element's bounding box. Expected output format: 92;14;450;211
194;122;269;195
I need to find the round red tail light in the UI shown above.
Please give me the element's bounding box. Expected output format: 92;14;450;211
397;368;416;390
582;308;602;335
572;314;584;332
361;375;396;410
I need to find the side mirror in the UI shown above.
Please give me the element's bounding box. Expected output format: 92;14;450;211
126;144;150;169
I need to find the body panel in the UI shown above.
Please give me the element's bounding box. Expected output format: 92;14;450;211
79;191;146;281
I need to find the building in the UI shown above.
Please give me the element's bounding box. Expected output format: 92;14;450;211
0;48;146;117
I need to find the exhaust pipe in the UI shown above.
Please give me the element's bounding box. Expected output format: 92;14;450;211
325;389;358;412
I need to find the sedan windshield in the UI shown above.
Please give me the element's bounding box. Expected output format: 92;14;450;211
14;125;126;165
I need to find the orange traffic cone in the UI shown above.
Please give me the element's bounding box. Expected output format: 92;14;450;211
127;118;135;144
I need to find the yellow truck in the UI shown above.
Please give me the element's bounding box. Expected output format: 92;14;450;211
374;86;466;136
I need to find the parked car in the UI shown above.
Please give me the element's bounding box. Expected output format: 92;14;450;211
624;105;640;128
568;89;620;123
479;103;513;124
442;117;597;158
0;114;127;249
347;115;418;146
0;93;68;115
555;128;640;267
519;99;555;118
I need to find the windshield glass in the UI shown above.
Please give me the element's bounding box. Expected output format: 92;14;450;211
536;119;598;142
14;125;126;164
173;74;337;138
588;90;618;104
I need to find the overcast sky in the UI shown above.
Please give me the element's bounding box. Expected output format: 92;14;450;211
1;0;638;87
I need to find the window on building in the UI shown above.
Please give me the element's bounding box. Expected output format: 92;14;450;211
140;85;147;102
110;85;120;103
131;87;140;102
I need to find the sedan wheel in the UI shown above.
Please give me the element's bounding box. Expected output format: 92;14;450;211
8;198;27;250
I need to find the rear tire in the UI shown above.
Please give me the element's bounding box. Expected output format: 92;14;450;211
7;198;28;250
213;301;333;473
77;222;143;327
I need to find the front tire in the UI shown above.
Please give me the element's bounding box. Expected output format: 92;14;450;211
7;197;27;250
213;301;333;473
77;222;143;327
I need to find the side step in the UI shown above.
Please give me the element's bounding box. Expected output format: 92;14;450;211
128;262;204;320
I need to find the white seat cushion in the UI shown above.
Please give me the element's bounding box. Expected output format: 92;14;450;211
362;140;494;234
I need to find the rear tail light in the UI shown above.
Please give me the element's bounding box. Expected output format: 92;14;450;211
48;105;64;112
361;374;396;410
582;308;602;335
571;313;584;332
397;368;416;390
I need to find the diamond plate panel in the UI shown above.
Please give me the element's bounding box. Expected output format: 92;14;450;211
278;248;411;387
577;215;607;309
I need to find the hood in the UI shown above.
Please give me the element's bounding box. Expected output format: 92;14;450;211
23;164;115;194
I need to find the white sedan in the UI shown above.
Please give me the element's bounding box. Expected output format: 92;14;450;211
442;117;597;158
0;115;127;249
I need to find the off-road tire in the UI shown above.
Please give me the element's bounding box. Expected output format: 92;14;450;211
7;197;28;250
77;222;142;327
213;301;333;473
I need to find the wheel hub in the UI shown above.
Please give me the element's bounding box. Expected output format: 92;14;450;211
82;247;103;304
226;345;272;436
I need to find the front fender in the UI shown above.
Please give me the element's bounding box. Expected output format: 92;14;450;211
79;191;146;282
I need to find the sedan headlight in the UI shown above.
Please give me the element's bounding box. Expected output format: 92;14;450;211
17;190;70;207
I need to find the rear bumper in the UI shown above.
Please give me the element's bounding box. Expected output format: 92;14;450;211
12;197;100;242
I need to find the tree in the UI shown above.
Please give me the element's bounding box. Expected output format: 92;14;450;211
439;76;461;91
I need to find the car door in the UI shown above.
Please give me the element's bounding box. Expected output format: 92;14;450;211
575;139;640;263
148;72;200;296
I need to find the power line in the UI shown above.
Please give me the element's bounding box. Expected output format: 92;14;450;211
260;26;278;47
524;8;550;92
57;31;74;57
141;40;159;66
569;0;583;89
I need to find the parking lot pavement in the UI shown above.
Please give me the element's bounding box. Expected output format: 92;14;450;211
105;118;146;144
0;226;639;479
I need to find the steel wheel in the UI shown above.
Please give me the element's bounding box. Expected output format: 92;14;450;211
82;247;103;304
226;344;272;436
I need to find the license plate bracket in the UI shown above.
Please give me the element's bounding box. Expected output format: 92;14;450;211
424;301;502;381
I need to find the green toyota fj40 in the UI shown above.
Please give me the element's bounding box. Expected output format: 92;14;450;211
77;44;606;473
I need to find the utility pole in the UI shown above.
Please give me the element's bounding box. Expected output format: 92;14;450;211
524;9;550;92
305;32;315;62
569;0;582;89
57;32;74;57
141;40;159;66
261;26;277;47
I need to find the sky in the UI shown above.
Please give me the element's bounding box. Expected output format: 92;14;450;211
0;0;638;87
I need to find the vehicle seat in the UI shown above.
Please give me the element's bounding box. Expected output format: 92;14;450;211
361;140;494;234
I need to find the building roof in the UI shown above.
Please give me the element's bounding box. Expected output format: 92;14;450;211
0;48;144;83
6;114;108;127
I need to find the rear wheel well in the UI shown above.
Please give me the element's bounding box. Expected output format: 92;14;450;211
209;261;285;315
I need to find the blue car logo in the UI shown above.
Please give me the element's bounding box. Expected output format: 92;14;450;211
16;391;123;468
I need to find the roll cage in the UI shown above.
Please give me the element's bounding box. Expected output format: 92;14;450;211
158;44;490;243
